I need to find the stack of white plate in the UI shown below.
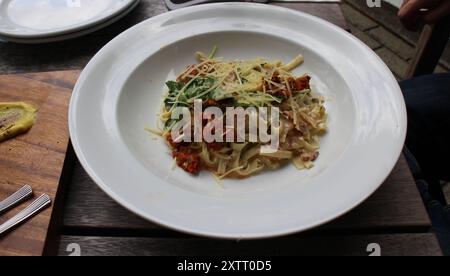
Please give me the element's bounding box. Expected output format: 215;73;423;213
0;0;140;44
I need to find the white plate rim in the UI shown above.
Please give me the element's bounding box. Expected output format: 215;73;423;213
0;0;140;44
0;0;138;39
69;3;407;240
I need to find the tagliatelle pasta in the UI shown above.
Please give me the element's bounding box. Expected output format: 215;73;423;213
150;48;328;179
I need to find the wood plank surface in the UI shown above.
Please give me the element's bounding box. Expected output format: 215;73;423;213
62;155;430;234
0;71;79;256
58;234;442;256
274;2;350;31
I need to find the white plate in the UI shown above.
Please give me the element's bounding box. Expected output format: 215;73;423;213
0;0;139;44
0;0;137;40
69;3;407;239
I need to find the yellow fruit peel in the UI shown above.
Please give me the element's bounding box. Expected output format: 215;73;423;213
0;102;38;142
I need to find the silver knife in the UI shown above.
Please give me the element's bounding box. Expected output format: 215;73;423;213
0;194;51;237
0;185;33;215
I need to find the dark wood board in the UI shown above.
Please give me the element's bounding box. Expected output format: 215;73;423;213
61;155;430;234
0;70;79;256
58;233;442;256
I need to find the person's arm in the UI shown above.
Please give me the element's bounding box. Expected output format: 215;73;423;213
398;0;450;30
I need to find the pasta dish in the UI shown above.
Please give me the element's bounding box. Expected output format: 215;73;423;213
152;48;327;179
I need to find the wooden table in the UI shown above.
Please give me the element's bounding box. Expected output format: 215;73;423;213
0;0;442;256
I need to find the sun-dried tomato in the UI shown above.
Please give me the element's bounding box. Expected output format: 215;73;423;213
177;65;199;83
166;135;182;149
173;152;201;175
205;99;218;106
293;75;311;91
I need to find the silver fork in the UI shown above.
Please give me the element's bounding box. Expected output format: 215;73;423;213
0;194;52;236
0;185;33;215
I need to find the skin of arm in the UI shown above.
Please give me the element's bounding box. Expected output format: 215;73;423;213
398;0;450;30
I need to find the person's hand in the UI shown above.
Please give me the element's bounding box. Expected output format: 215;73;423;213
398;0;450;30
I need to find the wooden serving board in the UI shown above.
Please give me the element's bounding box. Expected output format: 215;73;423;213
0;70;80;256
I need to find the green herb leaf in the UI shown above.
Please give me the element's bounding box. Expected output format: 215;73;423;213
164;81;185;109
164;119;178;131
210;87;232;101
166;81;184;92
